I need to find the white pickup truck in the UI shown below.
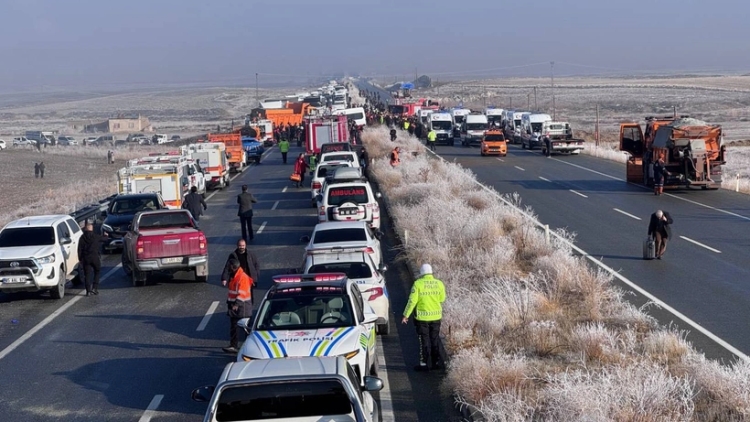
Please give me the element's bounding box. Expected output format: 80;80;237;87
541;121;584;156
0;215;83;299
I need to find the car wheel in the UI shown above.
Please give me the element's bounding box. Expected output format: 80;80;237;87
370;358;379;377
225;177;230;187
219;177;226;190
376;322;390;336
50;267;65;299
522;142;526;149
121;252;133;276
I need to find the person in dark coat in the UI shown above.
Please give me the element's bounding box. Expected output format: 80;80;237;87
77;223;107;296
39;162;45;178
221;238;260;304
648;209;673;259
34;163;40;178
181;186;207;221
237;184;258;241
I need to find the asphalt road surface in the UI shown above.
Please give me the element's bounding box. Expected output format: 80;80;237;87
0;146;461;421
436;139;750;363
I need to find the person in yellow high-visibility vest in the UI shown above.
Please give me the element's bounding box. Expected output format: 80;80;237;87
402;264;446;371
403;120;410;131
427;129;437;152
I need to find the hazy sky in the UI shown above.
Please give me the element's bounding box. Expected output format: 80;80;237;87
1;0;748;91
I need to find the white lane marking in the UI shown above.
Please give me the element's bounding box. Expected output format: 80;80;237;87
282;187;288;193
539;176;551;182
196;301;220;331
0;264;122;361
203;149;273;201
376;337;394;421
257;221;267;234
271;201;279;210
514;166;525;171
680;236;722;253
138;394;164;422
550;157;750;222
569;189;588;198
496;157;504;162
613;208;642;220
426;148;750;362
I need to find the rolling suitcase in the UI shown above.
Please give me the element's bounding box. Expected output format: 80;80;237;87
643;237;656;260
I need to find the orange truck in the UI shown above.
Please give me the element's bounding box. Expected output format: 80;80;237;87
208;133;247;173
480;130;507;156
263;102;314;126
619;116;726;189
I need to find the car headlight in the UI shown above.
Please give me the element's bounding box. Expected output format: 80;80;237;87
340;349;360;360
101;224;114;232
37;254;56;264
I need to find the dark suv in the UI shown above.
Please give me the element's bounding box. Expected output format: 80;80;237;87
100;193;166;252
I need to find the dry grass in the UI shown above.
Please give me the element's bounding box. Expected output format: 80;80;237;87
361;123;750;421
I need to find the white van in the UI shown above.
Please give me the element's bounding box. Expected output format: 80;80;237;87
450;108;471;130
333;107;366;128
485;108;505;128
520;113;552;149
462;114;489;146
418;109;434;125
428;112;454;145
508;111;530;144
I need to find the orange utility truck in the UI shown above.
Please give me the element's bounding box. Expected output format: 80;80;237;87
619;116;726;189
208;133;246;173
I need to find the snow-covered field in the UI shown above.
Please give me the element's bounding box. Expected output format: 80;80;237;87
363;126;750;421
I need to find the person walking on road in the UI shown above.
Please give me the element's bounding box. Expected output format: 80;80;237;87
402;264;446;371
237;184;258;241
181;186;207;221
39;161;45;178
278;138;290;164
222;239;260;305
77;223;107;296
648;209;673;259
427;129;437;152
221;258;255;354
293;153;308;188
653;157;668;196
34;162;39;178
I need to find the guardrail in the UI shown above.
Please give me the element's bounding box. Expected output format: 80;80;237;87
69;193;117;224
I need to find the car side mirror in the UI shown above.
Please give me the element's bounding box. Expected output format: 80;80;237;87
379;264;388;273
237;318;251;330
61;237;73;245
363;376;384;392
191;386;215;402
375;192;382;199
363;313;378;325
300;235;311;243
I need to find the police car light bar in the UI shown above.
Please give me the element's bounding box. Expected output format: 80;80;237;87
272;273;347;283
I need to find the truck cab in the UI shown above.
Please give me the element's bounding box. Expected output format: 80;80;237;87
462;114;489;146
450;108;470;131
520;113;552;150
428;112;454;145
485;107;505;129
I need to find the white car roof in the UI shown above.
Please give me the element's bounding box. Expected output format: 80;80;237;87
221;356;347;383
313;221;370;231
4;215;72;229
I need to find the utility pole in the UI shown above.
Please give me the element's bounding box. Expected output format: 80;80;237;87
527;93;531;109
415;67;418;82
595;104;600;147
255;73;259;107
550;61;556;120
534;86;538;110
673;105;676;118
509;97;512;108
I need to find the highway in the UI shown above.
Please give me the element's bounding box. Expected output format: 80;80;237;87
437;141;750;363
0;146;461;421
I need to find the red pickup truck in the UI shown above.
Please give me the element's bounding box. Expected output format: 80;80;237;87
121;209;208;286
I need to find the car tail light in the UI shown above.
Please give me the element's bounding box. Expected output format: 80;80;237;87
312;181;321;189
136;237;144;259
365;287;384;301
319;206;326;217
198;233;207;254
364;247;375;254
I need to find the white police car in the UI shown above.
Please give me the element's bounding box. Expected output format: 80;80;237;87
237;273;379;385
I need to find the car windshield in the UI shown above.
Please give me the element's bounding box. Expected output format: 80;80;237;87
111;198;159;215
466;123;488;131
138;212;193;229
327;186;369;206
488;116;502;123
531;123;544;132
431;120;452;130
316;165;347;179
256;288;354;330
484;134;505;142
347;112;364;121
309;262;373;279
215;380;352;421
322;154;354;163
313;228;367;244
453;115;465;123
0;227;55;247
548;124;565;130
